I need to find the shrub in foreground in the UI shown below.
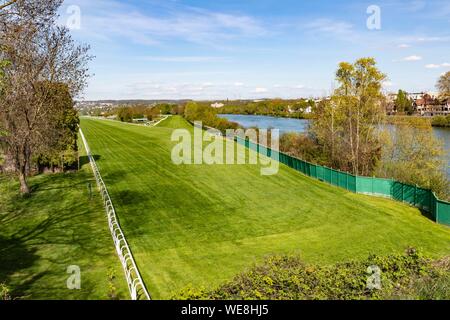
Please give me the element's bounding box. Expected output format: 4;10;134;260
173;249;449;300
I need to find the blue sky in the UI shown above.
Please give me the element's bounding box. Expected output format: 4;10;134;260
60;0;450;100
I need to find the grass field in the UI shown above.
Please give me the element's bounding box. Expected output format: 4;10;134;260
0;140;127;300
80;116;450;299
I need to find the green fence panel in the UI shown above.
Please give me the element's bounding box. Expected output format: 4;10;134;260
415;187;430;210
338;172;347;189
310;164;317;179
392;181;404;202
403;184;416;205
324;168;332;184
437;200;450;225
347;175;357;193
356;177;374;194
316;165;324;181
429;192;438;221
371;178;392;197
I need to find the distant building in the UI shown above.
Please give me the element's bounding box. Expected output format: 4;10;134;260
414;94;450;116
211;102;225;108
407;92;425;101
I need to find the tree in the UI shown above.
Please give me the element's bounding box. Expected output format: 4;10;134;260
375;125;449;201
395;90;413;114
311;58;387;176
436;71;450;100
117;107;133;122
0;0;92;193
33;82;79;171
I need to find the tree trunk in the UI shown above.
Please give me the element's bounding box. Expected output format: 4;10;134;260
18;170;30;194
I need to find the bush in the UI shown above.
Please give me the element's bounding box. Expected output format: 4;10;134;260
280;133;328;165
0;283;11;300
107;267;120;300
172;249;449;300
184;102;241;133
432;115;450;127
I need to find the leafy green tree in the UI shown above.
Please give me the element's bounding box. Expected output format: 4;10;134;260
312;58;387;175
395;90;413;114
436;71;450;100
0;0;92;194
33;82;79;171
117;107;133;122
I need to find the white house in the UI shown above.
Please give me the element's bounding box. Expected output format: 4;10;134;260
211;102;225;108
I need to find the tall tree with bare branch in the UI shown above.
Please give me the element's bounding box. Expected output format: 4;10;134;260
311;58;386;176
0;0;92;193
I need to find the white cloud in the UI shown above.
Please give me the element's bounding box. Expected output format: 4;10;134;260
383;81;395;87
403;55;422;61
253;87;268;93
398;44;411;48
64;0;267;47
425;63;450;69
234;82;244;86
304;18;354;36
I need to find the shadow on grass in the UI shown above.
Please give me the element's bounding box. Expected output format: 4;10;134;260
114;189;153;206
79;155;101;168
0;235;40;297
0;171;118;299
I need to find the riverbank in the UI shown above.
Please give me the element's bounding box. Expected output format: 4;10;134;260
385;115;450;128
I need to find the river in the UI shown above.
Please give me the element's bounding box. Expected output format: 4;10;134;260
219;114;450;177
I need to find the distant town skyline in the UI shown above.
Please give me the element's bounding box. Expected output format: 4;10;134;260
61;0;450;100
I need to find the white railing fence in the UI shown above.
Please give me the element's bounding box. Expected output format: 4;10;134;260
79;129;151;300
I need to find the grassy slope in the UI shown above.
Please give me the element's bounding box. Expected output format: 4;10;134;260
80;116;450;299
0;138;127;300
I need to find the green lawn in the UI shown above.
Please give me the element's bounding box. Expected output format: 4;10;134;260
0;140;127;300
80;116;450;299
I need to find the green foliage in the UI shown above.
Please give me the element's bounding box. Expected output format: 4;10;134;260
218;99;315;119
33;82;80;171
0;283;11;300
375;125;449;200
436;71;450;100
395;90;413;114
154;103;177;115
115;104;175;122
0;59;10;96
385;116;432;128
311;58;386;176
172;250;449;300
431;115;450;127
107;267;120;300
279;133;328;165
117;107;133;122
184;102;240;133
